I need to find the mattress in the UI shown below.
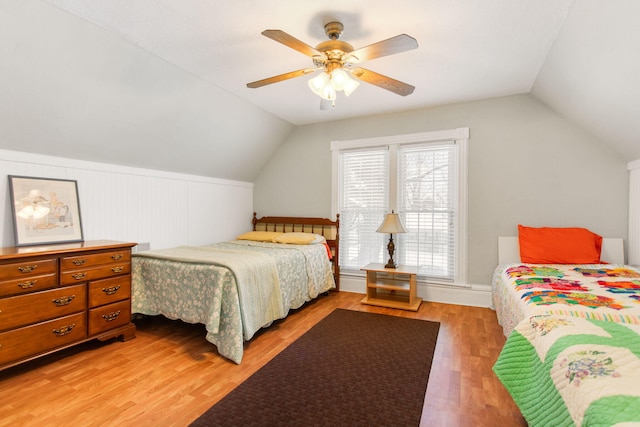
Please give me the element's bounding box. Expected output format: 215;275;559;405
492;263;640;337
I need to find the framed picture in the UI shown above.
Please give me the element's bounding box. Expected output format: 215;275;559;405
8;175;84;246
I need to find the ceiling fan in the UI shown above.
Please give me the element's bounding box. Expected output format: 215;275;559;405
246;22;418;107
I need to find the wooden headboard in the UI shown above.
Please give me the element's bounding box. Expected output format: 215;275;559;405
252;212;340;291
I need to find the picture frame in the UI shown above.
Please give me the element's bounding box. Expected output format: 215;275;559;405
8;175;84;246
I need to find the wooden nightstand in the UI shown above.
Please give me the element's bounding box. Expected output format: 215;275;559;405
360;263;422;311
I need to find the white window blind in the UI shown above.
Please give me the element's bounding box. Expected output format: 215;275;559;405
397;143;456;280
338;148;389;270
333;129;468;285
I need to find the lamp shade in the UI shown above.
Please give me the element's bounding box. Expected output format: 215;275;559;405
376;212;407;234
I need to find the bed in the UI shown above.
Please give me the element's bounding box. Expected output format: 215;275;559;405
131;213;340;364
492;235;636;338
492;226;640;426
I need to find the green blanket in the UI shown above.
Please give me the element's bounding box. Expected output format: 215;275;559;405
493;315;640;426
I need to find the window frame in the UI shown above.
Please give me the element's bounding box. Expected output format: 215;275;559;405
331;128;469;286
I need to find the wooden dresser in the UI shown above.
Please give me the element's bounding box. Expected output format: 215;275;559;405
0;240;137;370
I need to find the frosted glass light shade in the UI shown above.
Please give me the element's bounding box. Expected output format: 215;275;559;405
321;83;337;101
308;68;359;102
308;72;330;96
342;76;360;96
330;69;348;91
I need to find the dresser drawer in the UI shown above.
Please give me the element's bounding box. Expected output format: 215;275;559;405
0;284;86;331
0;273;58;298
88;299;131;336
0;258;57;281
0;241;136;371
0;312;87;366
60;263;131;285
88;276;131;308
61;250;131;270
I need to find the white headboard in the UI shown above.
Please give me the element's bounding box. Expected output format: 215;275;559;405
498;236;625;265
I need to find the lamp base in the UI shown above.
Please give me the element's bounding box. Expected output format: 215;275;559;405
385;234;398;269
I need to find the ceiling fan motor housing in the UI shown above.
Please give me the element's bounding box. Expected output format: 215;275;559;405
317;22;355;68
324;22;344;39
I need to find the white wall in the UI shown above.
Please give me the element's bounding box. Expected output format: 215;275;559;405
0;1;293;183
254;94;629;294
531;0;640;163
1;149;254;249
628;159;640;266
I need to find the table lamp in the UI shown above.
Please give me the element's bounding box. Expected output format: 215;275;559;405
376;210;407;269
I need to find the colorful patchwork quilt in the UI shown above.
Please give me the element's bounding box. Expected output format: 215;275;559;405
494;314;640;426
492;264;640;338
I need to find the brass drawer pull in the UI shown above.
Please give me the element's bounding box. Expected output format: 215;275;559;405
72;272;87;280
111;254;123;261
18;265;38;273
111;266;124;273
102;310;121;322
72;259;86;266
102;285;121;295
52;295;75;306
18;280;37;289
52;324;75;336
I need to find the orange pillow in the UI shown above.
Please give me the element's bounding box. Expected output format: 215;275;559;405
518;225;603;264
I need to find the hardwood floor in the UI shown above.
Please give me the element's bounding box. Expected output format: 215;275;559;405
0;292;526;427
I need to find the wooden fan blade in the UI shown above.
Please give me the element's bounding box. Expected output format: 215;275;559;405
348;34;418;63
350;68;415;96
247;69;315;88
262;30;322;57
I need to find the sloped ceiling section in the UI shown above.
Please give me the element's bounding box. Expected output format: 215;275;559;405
531;0;640;162
2;0;638;181
42;0;573;126
0;1;293;182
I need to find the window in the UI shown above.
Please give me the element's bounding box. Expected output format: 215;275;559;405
331;128;468;285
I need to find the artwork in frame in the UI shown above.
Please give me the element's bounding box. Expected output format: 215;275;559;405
8;175;84;246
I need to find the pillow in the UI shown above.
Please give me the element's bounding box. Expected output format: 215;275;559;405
236;231;283;242
272;232;326;245
518;225;603;264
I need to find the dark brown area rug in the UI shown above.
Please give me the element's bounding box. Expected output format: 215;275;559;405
190;308;440;427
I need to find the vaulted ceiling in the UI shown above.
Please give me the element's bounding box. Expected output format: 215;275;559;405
1;1;638;181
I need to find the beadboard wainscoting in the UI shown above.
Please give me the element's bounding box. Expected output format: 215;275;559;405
0;149;254;250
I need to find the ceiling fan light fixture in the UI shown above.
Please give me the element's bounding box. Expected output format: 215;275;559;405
342;74;360;97
330;69;349;91
308;68;358;103
308;72;330;96
319;80;336;101
248;23;418;104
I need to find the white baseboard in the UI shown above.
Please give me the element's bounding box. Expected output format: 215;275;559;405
339;275;492;308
